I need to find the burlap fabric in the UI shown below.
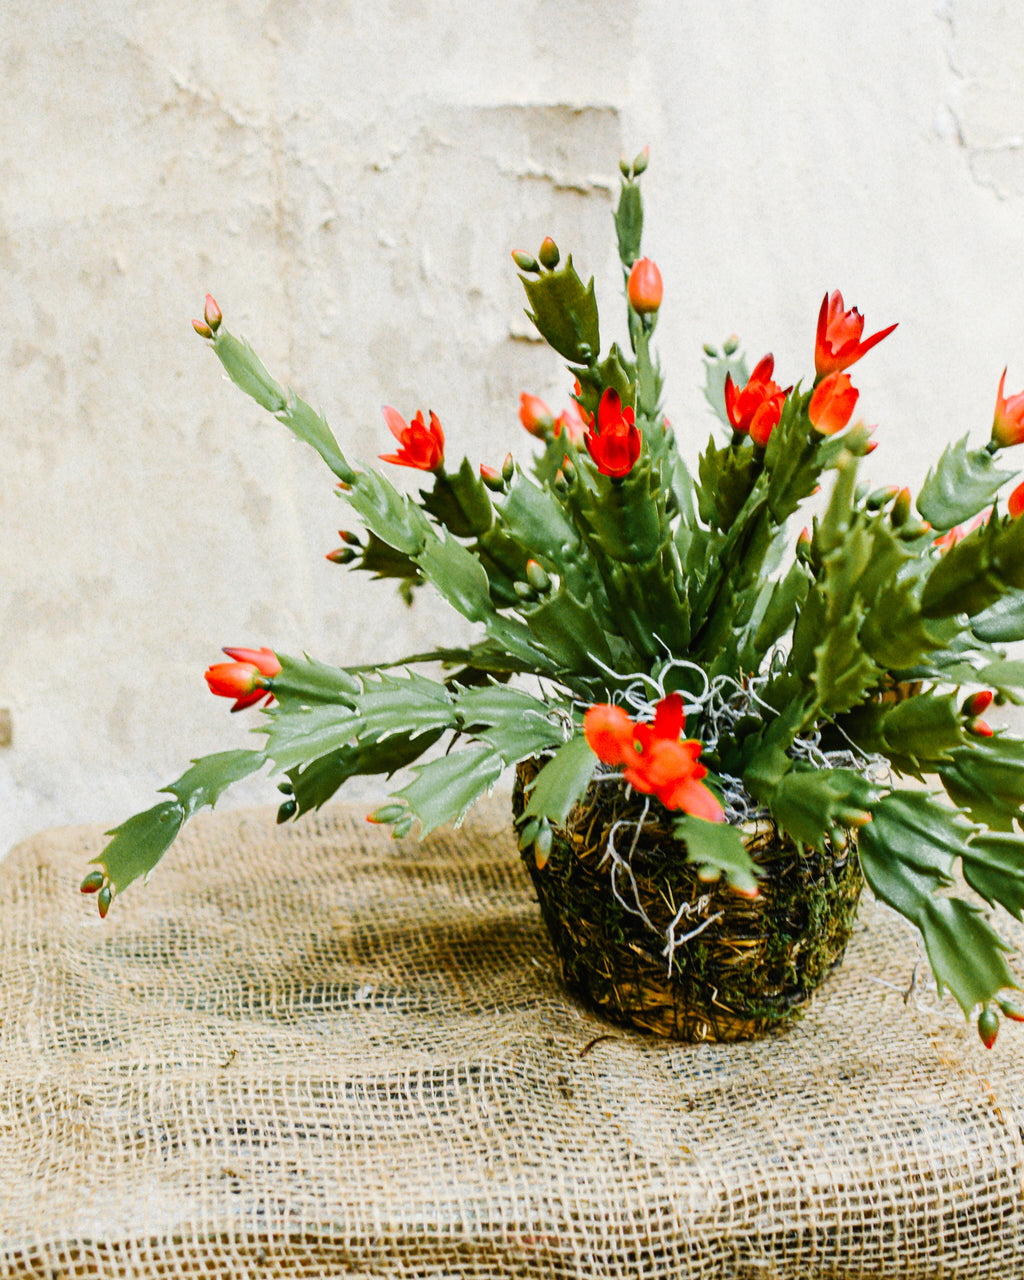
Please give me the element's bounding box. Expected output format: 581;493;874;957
3;799;1023;1279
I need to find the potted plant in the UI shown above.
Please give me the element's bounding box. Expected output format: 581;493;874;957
83;152;1024;1048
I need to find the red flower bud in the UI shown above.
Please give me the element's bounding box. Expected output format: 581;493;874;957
80;869;105;894
538;237;560;270
889;488;912;528
204;294;223;332
205;646;281;712
962;690;994;718
519;393;555;437
978;1005;999;1049
511;250;540;273
192;318;214;339
808;371;859;435
627;258;663;315
998;999;1024;1023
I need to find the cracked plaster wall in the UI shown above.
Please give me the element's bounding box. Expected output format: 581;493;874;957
1;0;1023;854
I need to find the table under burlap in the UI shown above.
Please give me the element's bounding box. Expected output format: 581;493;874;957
3;800;1024;1279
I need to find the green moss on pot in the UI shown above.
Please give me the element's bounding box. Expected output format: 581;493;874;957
514;762;862;1042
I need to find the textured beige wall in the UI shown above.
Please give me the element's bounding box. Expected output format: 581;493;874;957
3;1;1024;851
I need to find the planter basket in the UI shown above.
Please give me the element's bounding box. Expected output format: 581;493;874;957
514;761;862;1042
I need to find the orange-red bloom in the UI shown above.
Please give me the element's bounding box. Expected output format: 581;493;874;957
808;371;859;435
627;257;663;315
814;290;897;378
583;693;724;822
379;406;445;471
991;369;1024;448
519;393;555;437
1009;478;1024;519
205;646;282;712
724;354;789;447
584;387;641;478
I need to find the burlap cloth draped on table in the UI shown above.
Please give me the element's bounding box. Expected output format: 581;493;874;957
2;799;1024;1279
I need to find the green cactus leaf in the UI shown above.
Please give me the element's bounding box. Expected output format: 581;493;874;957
393;744;505;836
520;255;601;364
521;735;599;825
916;434;1015;531
840;691;966;778
265;672;456;769
521;588;619;674
921;512;1024;618
277;390;355;484
346;471;432;557
453;683;565;762
415;530;495;622
91;749;268;899
972;589;1024;642
750;560;810;657
614;179;643;268
272;653;361;707
286;731;445;817
420;457;494;537
856;790;1016;1014
90;802;184;899
938;735;1024;830
749;764;875;851
961;831;1024;919
210;330;355;482
763;389;822;523
497;472;581;564
211;330;286;413
672;815;759;896
352;529;423;591
162;749;271;817
813;598;884;714
696;436;762;532
574;345;635;415
858;573;939;671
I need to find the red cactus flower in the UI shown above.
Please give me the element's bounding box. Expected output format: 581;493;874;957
584;693;724;822
1010;479;1024;519
584;387;641;478
627;257;664;315
991;369;1024;448
205;646;281;712
808;371;859;435
582;702;634;764
724;354;789;447
379;406;445;471
814;290;897;378
519;393;555;437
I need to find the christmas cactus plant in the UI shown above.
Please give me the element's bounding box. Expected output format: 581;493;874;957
85;151;1024;1047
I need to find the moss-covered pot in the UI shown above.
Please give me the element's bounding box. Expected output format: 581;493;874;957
513;761;862;1042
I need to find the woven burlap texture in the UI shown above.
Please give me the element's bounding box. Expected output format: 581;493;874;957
2;798;1023;1279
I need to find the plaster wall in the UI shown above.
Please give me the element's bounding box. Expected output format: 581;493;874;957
2;1;1023;853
